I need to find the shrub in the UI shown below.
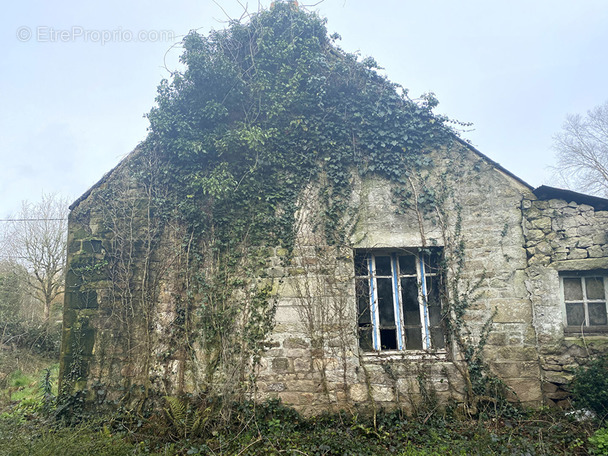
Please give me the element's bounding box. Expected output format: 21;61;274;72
590;427;608;455
571;356;608;420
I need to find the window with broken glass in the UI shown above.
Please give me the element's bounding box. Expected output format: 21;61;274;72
561;273;608;329
355;249;445;351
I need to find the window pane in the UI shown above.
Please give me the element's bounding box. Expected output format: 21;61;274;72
377;278;395;326
431;327;445;349
356;278;371;325
401;277;421;325
359;327;373;351
426;276;442;326
375;256;392;276
566;302;585;326
586;277;605;300
398;255;416;275
354;253;369;277
380;329;398;350
405;328;422;350
427;250;442;273
589;302;608;326
564;278;583;301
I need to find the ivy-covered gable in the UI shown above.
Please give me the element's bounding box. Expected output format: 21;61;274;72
141;1;454;250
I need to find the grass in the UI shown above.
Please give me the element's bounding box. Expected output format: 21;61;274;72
0;362;58;406
0;397;598;456
0;351;600;455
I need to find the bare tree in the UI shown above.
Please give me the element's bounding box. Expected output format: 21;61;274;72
2;194;68;321
553;100;608;197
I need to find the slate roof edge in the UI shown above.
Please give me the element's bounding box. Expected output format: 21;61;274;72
533;185;608;211
69;146;144;211
451;136;534;191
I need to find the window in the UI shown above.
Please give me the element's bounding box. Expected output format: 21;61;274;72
355;249;445;351
561;273;608;329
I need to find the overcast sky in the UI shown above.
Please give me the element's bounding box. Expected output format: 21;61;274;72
2;0;608;217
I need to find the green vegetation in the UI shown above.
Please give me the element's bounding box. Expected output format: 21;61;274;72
47;3;608;455
3;347;608;454
0;397;598;455
571;354;608;421
64;0;463;411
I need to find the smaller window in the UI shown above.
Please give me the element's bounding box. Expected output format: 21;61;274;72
560;273;608;329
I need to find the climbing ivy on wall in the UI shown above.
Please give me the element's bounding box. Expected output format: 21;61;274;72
144;0;454;250
64;1;469;410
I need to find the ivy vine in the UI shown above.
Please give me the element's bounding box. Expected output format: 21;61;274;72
143;0;455;251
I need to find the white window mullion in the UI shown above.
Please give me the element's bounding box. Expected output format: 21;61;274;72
418;253;431;350
391;254;404;350
582;277;590;327
368;255;381;351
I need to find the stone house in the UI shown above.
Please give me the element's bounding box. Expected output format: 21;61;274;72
59;136;608;414
57;3;608;414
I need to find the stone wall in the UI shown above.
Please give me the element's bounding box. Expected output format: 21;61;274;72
65;143;608;413
523;193;608;406
254;144;543;411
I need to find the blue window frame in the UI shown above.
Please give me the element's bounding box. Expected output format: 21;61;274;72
355;249;445;351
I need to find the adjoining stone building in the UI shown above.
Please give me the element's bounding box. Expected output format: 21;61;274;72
59;136;608;413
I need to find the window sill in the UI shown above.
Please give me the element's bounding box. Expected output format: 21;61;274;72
564;326;608;335
360;349;448;362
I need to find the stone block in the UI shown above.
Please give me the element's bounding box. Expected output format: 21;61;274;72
279;391;314;406
542;382;558;394
535;241;552;256
526;229;545;242
271;357;291;372
531;217;552;231
494;346;538;362
490;361;539;379
267;383;286;392
487;332;508;346
544;372;573;385
549;199;567;209
274;305;301;324
349;383;369;402
493;302;532;323
593;232;607;244
293;357;312;373
285;348;309;359
284;337;309;349
504;378;542;403
567;249;588;260
588;245;604;258
371;385;395;403
285;380;317;393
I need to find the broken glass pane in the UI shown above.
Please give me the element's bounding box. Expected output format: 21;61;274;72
401;277;421;325
589;302;608;325
375;256;392;276
380;328;398;350
354;252;369;276
356;278;371;325
405;328;423;350
377;278;395;326
427;249;442;273
586;277;605;300
398;254;416;275
564;278;583;301
426;276;442;326
566;302;585;326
